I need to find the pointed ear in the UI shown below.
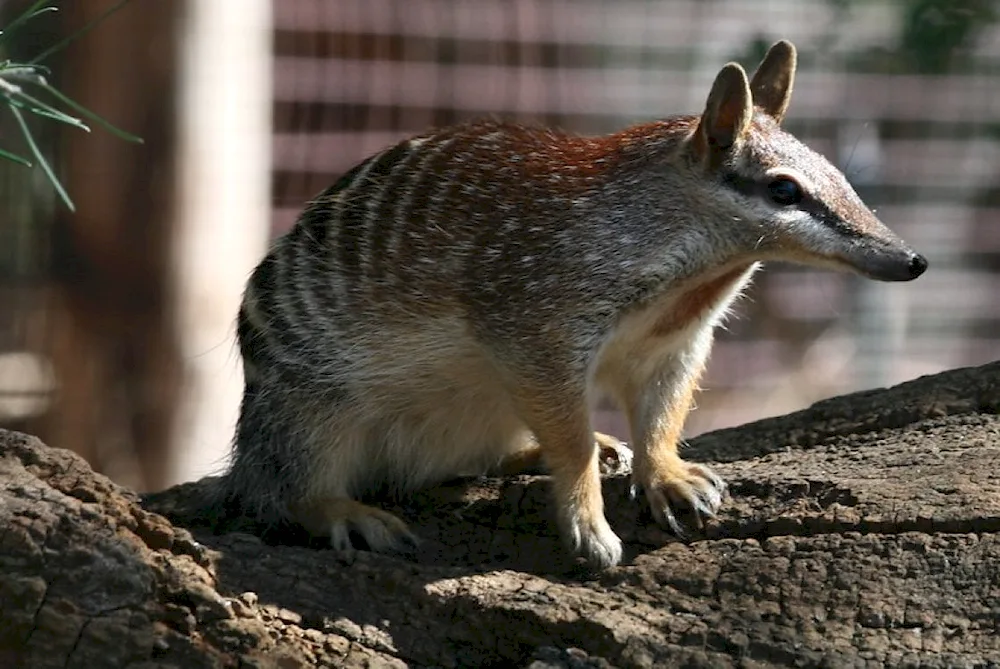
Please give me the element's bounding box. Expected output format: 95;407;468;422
697;63;753;153
748;40;797;123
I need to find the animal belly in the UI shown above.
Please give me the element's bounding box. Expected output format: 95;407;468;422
337;326;531;494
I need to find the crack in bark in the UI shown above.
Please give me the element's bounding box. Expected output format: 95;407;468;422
22;581;51;650
62;619;90;669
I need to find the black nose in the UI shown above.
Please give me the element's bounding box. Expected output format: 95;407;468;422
908;253;928;279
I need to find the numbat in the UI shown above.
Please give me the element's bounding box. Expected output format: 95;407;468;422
224;40;927;568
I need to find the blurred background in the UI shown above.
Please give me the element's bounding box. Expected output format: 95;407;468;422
0;0;997;492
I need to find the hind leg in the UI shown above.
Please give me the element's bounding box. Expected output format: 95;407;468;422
290;419;418;553
495;431;633;477
292;497;418;553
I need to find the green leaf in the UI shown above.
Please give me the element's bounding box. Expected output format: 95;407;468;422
14;102;90;131
0;146;32;167
10;104;75;211
0;65;48;84
3;85;90;131
0;0;142;212
30;0;133;64
0;1;55;44
42;84;142;142
0;61;52;76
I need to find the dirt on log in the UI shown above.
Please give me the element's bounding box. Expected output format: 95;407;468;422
1;363;999;668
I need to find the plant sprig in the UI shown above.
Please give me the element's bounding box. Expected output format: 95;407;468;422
0;0;140;211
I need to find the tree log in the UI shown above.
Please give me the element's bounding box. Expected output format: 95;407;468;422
2;362;999;668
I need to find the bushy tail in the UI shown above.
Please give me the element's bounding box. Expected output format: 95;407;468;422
142;383;309;538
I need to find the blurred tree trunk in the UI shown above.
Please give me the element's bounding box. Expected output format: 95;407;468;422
43;0;185;492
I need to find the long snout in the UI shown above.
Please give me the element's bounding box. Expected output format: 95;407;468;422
814;212;929;282
783;226;929;283
849;246;928;282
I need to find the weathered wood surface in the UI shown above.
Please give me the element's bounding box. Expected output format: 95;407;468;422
1;362;999;668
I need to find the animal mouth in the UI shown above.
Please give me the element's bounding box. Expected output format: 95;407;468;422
837;248;928;282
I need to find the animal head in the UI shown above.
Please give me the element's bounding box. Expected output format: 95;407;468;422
687;40;927;282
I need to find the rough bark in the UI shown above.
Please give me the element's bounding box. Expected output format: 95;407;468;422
1;362;999;668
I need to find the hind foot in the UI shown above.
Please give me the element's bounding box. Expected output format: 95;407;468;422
496;432;634;477
292;497;418;553
594;432;633;476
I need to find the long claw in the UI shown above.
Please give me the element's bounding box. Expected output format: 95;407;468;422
661;504;686;538
632;460;727;537
691;495;717;520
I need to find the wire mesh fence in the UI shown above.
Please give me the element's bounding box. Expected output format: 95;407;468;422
271;0;1000;436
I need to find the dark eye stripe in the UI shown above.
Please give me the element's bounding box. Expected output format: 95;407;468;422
720;170;759;198
719;170;864;239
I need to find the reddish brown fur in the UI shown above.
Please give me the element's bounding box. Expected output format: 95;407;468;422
449;119;698;198
652;264;753;336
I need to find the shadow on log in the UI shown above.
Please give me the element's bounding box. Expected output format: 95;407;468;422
1;362;999;668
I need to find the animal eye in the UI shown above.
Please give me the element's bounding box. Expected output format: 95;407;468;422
767;177;803;206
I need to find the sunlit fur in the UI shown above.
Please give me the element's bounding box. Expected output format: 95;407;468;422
221;41;924;568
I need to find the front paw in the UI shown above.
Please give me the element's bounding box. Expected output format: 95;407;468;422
631;459;727;537
560;506;623;569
